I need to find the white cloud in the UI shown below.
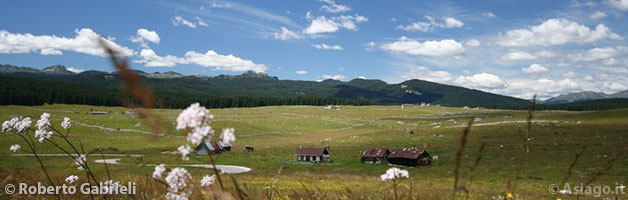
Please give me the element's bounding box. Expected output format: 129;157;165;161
465;39;481;47
443;17;464;28
130;29;160;48
273;27;303;40
195;17;209;26
569;46;628;62
603;82;626;91
135;49;267;72
208;1;232;8
0;28;134;57
500;51;537;61
605;0;628;11
496;18;623;47
590;11;608;19
66;67;85;73
380;36;465;56
396;16;464;32
454;73;506;89
312;43;343;50
401;66;453;82
522;64;549;73
319;0;350;13
303;14;368;34
363;41;376;51
483;12;496;17
296;70;308;75
499;78;580;99
171;16;197;28
357;76;367;79
323;74;346;80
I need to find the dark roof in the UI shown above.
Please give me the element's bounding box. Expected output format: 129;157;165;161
196;141;223;151
296;148;328;156
362;148;389;158
388;148;426;159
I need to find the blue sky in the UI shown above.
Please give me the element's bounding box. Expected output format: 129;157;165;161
1;0;627;99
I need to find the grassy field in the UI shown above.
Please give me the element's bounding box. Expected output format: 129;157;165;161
1;104;627;199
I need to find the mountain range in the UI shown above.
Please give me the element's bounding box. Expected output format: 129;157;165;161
0;64;532;107
542;90;628;104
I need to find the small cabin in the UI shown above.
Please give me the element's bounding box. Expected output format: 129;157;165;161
245;146;254;152
361;148;390;164
218;141;231;152
296;147;330;163
124;110;138;115
387;148;431;167
194;141;224;155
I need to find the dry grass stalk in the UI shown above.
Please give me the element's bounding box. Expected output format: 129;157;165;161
452;119;473;199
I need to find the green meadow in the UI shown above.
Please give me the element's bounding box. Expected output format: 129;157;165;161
1;104;626;199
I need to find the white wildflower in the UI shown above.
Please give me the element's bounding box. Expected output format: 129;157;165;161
36;113;51;130
65;175;79;184
187;126;213;145
165;167;192;193
153;164;166;179
74;155;87;166
2;117;32;134
61;117;71;129
9;144;21;152
34;129;53;142
176;103;212;130
200;175;216;187
380;168;409;182
220;128;235;145
77;166;84;171
165;192;189;200
433;156;439;160
177;145;192;161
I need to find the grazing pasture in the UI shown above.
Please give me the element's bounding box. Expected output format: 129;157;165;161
1;104;626;199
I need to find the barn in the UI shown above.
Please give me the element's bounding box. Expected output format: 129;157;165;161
194;141;224;155
361;148;390;164
387;148;431;167
296;147;330;163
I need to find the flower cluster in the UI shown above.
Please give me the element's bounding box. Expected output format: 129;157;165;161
153;164;166;179
164;167;193;200
2;117;32;134
61;117;71;129
34;113;53;142
9;144;21;152
220;128;236;145
380;168;409;182
200;175;216;187
177;145;192;161
65;175;79;184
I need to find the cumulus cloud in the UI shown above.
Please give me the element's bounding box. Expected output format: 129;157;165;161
296;70;308;75
500;51;537;61
171;16;197;28
363;41;376;51
380;36;465;56
454;73;506;89
483;12;496;17
357;76;367;79
273;27;303;40
569;46;628;62
465;39;481;47
522;64;549;73
130;29;160;48
323;74;346;80
496;18;623;47
401;66;453;82
319;0;350;13
0;28;134;57
605;0;628;11
590;11;608;19
396;16;464;32
135;49;267;72
499;78;580;99
312;43;343;50
303;14;368;34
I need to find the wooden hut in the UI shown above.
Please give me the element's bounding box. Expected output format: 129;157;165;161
296;147;330;163
387;148;431;166
361;148;390;164
194;141;224;155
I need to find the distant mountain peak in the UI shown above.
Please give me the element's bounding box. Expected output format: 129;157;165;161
42;65;74;75
215;70;277;80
